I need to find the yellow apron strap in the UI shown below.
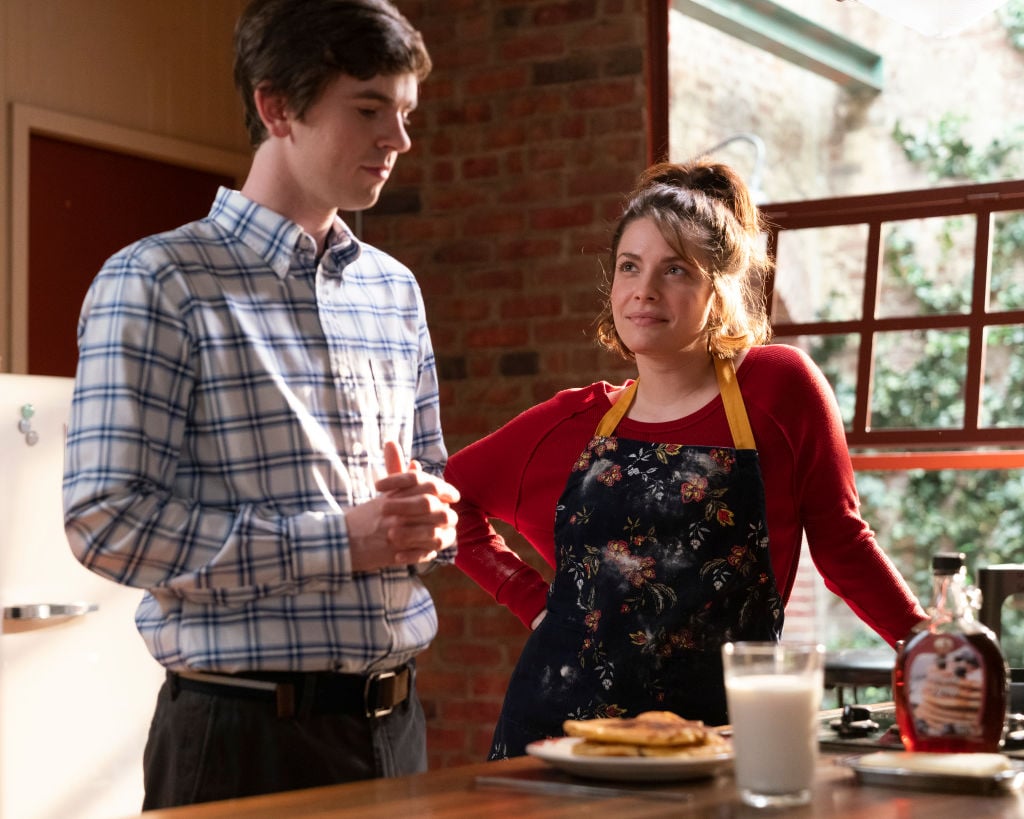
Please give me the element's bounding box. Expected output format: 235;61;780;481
595;359;755;450
714;356;756;450
595;380;638;437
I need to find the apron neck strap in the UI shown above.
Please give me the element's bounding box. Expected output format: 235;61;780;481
595;380;637;437
594;357;756;449
713;356;756;449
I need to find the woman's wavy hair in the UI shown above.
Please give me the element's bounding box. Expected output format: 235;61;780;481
595;157;773;360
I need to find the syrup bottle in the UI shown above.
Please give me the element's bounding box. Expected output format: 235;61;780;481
893;552;1008;752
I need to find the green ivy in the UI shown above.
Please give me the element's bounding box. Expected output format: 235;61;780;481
813;87;1024;659
891;114;1024;182
1002;0;1024;52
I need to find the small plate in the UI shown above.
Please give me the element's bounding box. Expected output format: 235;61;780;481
525;736;734;782
840;754;1024;795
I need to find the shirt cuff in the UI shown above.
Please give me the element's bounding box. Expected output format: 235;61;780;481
287;510;350;581
496;567;550;629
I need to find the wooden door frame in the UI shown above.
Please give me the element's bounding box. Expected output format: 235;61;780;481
5;103;250;373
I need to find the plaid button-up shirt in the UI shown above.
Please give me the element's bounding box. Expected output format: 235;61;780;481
63;187;451;673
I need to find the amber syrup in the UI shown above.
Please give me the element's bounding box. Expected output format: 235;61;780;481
894;629;1007;752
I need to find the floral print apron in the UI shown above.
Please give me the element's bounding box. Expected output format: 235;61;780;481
489;357;783;759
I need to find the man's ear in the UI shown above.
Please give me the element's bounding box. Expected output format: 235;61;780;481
253;84;292;138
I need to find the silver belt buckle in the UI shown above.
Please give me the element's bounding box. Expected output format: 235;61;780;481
364;669;397;718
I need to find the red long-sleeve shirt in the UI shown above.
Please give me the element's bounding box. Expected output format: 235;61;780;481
445;344;926;645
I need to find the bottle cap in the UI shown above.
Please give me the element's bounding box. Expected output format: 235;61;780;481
932;551;966;573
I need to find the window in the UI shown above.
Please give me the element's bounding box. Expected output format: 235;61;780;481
645;0;1024;661
763;183;1024;660
764;181;1024;449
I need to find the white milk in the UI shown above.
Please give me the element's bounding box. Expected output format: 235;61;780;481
726;673;821;795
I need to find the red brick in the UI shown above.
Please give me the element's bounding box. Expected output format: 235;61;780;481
567;167;636;198
427;724;472;753
569;79;637;109
498;175;563;205
437;641;505;667
439;411;498;437
461;155;502;179
432;41;493;71
435;296;492;321
527;147;567;171
559;113;588;139
499;32;567;62
465;324;530;348
503;150;526;176
577;17;639;48
466;268;525;291
482;122;528;150
468;355;496;379
530;202;595;230
531;1;600;26
417;668;472;700
534;317;591;342
437;100;493;126
432;239;494;264
502;89;565;119
500;294;563;318
431;161;456;183
473;725;499;756
439;698;504;724
429;185;489;211
419;75;454;105
427;578;497;607
465;65;531;96
464;210;527;236
470;610;529;639
471;671;515;699
564;288;605;315
475;383;526;407
495;237;561;260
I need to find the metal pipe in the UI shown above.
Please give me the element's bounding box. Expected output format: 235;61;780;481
696;132;767;204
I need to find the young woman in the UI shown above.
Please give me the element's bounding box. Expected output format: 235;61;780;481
444;158;926;759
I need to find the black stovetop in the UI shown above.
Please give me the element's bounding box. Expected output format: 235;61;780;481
819;702;1024;759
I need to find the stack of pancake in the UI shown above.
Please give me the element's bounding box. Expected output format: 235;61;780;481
562;710;732;757
914;662;984;737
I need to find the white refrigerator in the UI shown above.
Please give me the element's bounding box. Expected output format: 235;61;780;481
0;374;164;819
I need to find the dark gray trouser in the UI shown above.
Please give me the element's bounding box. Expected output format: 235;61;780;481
140;674;427;809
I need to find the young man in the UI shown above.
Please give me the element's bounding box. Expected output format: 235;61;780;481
62;0;457;808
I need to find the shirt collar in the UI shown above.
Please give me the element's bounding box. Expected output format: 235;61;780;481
209;187;362;279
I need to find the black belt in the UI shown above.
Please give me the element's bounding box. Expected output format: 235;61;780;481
168;664;412;719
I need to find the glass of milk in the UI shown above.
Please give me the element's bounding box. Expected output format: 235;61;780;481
722;641;825;808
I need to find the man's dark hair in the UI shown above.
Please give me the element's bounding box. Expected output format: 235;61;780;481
234;0;432;147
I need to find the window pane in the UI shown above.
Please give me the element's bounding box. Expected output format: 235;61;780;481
668;2;1022;203
982;324;1024;428
773;334;858;429
870;329;967;429
877;216;975;318
772;225;868;323
991;210;1024;313
823;467;1024;663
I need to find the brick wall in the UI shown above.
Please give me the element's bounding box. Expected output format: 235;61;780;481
361;0;648;768
365;0;826;770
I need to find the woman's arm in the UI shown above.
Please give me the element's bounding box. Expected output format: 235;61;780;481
445;386;607;627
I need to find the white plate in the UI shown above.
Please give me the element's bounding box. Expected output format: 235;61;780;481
525;736;734;782
840;754;1024;795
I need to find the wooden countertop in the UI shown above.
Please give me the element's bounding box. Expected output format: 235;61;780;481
135;749;1024;818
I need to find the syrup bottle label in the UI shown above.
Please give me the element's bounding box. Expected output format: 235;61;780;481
904;633;985;740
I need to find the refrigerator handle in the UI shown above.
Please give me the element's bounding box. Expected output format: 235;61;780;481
2;602;99;634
